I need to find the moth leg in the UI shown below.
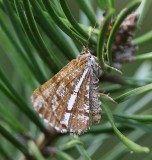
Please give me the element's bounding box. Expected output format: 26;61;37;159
99;93;117;103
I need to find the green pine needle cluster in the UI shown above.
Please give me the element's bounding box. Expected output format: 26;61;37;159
0;0;152;160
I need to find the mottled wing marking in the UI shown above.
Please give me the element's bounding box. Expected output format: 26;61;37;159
90;68;101;124
31;48;102;134
53;62;87;122
60;68;90;128
31;55;88;133
65;69;91;134
88;56;102;124
32;87;67;132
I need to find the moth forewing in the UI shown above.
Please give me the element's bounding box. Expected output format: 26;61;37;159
31;47;102;135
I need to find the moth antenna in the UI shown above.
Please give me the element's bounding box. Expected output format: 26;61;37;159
66;20;97;50
86;21;97;48
66;25;84;47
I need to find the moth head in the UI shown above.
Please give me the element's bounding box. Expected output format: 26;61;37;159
81;46;91;55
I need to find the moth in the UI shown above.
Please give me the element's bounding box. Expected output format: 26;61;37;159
31;47;102;135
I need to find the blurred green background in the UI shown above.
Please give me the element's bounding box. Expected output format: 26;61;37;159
0;0;152;160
